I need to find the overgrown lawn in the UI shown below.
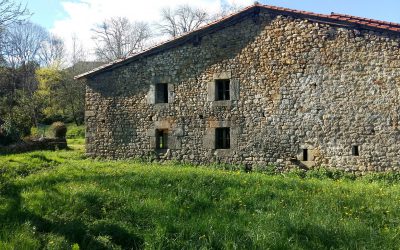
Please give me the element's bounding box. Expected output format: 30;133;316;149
1;143;400;249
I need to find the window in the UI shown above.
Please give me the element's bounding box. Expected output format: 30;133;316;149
215;79;230;101
302;149;308;161
155;83;168;103
215;127;230;149
352;145;359;156
156;129;168;149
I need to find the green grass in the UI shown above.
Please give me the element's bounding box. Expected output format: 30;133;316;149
1;142;400;249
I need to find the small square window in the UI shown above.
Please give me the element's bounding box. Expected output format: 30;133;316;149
215;127;230;149
352;145;359;156
156;129;168;149
155;83;168;103
215;79;230;101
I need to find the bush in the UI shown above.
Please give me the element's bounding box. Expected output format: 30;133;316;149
51;122;67;138
0;118;24;145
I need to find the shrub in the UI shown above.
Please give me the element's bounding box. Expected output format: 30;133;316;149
0;118;23;145
51;122;67;138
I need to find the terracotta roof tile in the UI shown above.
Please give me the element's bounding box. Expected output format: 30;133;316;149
76;4;400;79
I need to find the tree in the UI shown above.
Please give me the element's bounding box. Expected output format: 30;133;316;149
70;34;87;67
158;4;209;38
36;66;86;126
2;21;48;68
39;34;66;69
211;2;242;21
0;0;30;65
92;17;152;62
0;0;29;28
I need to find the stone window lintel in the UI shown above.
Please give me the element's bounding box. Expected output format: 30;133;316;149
213;71;231;80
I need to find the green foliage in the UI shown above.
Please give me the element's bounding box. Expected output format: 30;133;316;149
50;121;67;138
66;124;85;139
0;64;41;145
30;125;48;138
71;243;80;250
0;61;86;145
35;68;65;122
35;67;85;126
2;144;400;249
0;118;21;145
0;91;36;145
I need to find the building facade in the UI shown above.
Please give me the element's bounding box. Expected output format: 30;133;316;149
77;4;400;172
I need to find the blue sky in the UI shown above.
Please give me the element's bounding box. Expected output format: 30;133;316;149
24;0;400;30
265;0;400;23
23;0;67;29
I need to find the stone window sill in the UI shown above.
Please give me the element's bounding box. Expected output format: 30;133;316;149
154;103;170;109
155;148;169;155
299;160;316;168
211;100;232;107
214;148;232;157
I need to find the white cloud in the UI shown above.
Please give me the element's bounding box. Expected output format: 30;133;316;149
51;0;254;61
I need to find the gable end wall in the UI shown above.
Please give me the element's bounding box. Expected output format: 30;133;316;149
85;10;400;172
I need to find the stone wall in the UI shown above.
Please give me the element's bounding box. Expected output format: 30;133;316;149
0;138;68;155
85;9;400;172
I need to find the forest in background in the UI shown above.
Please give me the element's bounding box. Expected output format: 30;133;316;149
0;0;240;145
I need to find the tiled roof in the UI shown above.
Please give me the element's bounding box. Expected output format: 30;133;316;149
329;12;400;32
76;4;400;79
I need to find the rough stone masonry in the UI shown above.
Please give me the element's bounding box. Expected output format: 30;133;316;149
77;4;400;172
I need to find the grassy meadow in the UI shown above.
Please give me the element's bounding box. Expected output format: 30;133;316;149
1;130;400;249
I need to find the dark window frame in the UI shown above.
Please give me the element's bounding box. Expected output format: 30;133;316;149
215;79;230;101
156;129;168;149
215;127;230;149
155;83;168;104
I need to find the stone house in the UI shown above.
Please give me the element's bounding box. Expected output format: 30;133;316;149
76;4;400;172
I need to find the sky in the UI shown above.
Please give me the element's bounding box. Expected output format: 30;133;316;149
20;0;400;60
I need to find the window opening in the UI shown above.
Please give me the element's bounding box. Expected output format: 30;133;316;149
156;129;168;149
215;127;230;149
352;145;359;156
215;79;230;101
302;149;308;161
155;83;168;103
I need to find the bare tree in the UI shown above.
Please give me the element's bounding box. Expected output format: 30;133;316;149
0;0;30;28
211;2;242;21
2;21;48;68
158;4;209;38
92;17;152;62
39;34;66;69
0;0;30;65
70;34;87;67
